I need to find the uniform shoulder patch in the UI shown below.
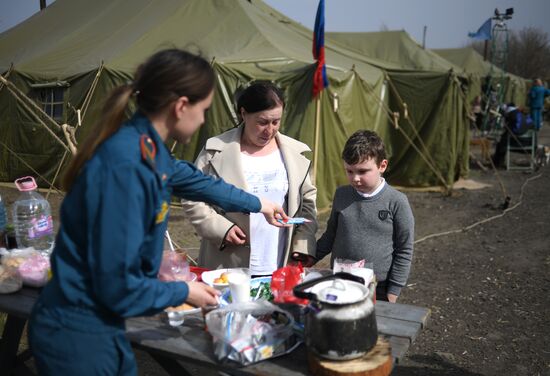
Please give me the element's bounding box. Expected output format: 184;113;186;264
140;134;156;170
156;201;169;224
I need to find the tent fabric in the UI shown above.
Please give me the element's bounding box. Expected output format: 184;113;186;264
433;47;528;106
1;0;467;208
386;72;469;186
0;0;391;208
327;31;463;74
325;30;470;186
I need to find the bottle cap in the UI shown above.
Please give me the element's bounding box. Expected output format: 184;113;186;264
15;176;37;192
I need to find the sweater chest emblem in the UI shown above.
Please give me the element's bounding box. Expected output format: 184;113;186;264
378;210;390;221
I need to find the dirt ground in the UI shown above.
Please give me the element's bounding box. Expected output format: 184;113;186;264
1;126;549;375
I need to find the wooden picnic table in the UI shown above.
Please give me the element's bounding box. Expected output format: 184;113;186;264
0;286;430;375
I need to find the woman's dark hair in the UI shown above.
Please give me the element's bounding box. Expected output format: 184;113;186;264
342;130;386;166
236;82;284;116
63;49;215;190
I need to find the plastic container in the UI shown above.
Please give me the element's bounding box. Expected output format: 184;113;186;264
11;177;54;255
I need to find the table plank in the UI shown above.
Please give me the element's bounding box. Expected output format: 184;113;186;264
376;301;431;328
127;314;310;376
376;316;421;343
0;287;40;316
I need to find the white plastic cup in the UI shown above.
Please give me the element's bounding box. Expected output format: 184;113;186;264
227;272;250;303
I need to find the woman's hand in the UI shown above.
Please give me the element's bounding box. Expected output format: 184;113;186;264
259;198;289;227
387;293;398;303
185;281;220;308
225;225;247;245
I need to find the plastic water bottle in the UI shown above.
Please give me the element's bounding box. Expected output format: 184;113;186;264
12;176;55;254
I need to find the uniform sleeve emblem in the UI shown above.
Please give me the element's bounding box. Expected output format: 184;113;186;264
156;201;169;224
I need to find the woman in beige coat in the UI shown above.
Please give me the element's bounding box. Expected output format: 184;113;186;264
181;82;317;274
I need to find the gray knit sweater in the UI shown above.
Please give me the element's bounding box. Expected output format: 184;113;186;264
316;184;414;296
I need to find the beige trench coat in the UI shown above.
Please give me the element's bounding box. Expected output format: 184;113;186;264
181;126;318;270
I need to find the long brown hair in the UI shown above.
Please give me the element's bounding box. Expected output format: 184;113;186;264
63;49;215;190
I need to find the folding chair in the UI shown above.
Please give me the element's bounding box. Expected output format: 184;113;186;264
506;130;536;171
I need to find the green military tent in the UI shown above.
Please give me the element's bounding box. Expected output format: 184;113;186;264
328;31;462;72
433;47;528;106
326;30;470;187
1;0;465;208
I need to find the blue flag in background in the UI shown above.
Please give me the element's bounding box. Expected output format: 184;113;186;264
468;18;492;40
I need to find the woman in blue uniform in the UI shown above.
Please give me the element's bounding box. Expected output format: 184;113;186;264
28;49;287;375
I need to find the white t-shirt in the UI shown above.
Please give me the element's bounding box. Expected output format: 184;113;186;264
241;150;288;275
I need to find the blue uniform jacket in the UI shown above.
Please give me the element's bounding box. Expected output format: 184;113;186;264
40;112;261;321
529;85;550;109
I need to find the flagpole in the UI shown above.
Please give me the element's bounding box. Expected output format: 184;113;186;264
312;91;321;185
311;0;326;185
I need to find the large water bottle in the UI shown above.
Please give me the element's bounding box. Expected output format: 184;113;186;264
12;176;55;254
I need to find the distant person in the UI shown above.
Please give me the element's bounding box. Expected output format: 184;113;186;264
181;82;318;276
471;95;483;131
27;49;288;375
492;103;534;167
316;130;414;303
529;78;550;130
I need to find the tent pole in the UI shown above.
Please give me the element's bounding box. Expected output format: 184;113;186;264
0;65;14;93
312;92;322;185
47;64;105;197
374;80;387;131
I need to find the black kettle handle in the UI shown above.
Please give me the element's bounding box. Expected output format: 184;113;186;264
293;272;365;301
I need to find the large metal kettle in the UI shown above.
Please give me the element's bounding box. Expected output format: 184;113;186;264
293;272;378;360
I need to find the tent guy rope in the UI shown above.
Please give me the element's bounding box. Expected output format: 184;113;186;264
0;140;64;195
0;75;72;153
46;63;105;198
414;173;542;244
357;70;452;192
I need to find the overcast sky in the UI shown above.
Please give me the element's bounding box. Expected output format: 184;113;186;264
1;0;549;48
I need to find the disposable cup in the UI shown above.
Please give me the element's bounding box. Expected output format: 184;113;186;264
227;272;250;303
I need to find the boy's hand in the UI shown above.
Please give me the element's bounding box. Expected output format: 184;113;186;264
288;252;317;267
387;293;398;303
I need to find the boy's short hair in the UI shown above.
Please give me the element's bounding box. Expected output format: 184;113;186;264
342;130;386;166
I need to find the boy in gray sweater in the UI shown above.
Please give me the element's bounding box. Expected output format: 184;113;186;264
316;130;414;302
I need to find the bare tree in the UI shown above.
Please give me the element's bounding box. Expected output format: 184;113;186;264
507;27;550;80
468;27;550;80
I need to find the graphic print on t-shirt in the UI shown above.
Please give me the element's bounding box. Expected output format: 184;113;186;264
241;150;289;275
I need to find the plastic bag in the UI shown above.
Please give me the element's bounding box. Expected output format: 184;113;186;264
0;264;23;293
1;247;50;287
333;258;365;273
18;253;50;287
205;301;300;365
271;264;308;305
158;250;190;282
